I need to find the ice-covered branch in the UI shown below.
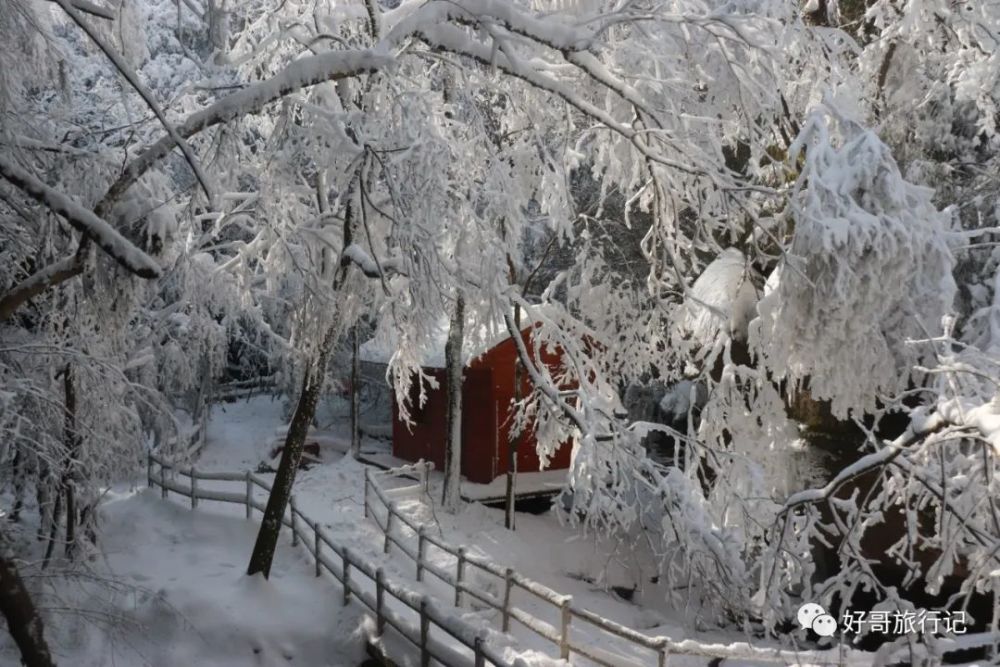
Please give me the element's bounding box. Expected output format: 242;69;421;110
95;49;391;217
52;0;214;204
0;155;161;279
0;255;84;321
501;307;592;437
45;0;114;20
781;413;948;511
411;23;704;177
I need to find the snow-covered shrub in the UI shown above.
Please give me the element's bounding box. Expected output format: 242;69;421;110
753;105;957;418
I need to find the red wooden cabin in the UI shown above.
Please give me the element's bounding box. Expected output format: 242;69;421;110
391;327;573;484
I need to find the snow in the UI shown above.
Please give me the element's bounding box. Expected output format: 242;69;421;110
658;380;707;422
198;395;287;469
360;307;541;368
105;47;393;211
13;393;877;667
50;489;365;666
681;248;757;347
0;154;161;278
343;243;381;277
456;469;567;501
938;397;1000;456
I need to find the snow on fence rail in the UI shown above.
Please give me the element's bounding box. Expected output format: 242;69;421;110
146;452;512;667
364;465;873;667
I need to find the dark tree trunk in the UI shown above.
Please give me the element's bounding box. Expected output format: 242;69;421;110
10;449;24;523
246;329;336;578
350;324;361;459
504;304;522;530
41;492;61;571
247;171;357;578
0;554;56;667
441;291;465;512
61;365;80;558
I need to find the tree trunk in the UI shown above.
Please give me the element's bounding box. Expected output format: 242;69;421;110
10;448;24;523
441;291;465;512
0;554;56;667
62;365;79;558
41;492;61;571
504;304;522;530
504;449;517;530
350;324;361;459
246;328;336;578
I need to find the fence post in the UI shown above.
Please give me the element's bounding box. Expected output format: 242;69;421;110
502;567;514;632
190;469;198;510
419;597;430;667
290;496;298;547
314;522;322;577
657;639;669;667
363;468;370;519
244;471;252;519
416;526;426;582
375;568;386;635
474;635;485;667
559;596;572;659
161;461;169;499
342;548;351;606
384;503;394;554
146;452;153;488
455;547;467;607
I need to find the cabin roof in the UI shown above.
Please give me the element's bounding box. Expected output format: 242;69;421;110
359;304;560;368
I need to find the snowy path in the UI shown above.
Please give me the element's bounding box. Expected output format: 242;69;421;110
188;396;859;667
199;397;696;662
66;488;365;666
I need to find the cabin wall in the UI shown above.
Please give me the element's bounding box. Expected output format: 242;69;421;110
391;368;498;484
472;331;573;477
391;326;573;485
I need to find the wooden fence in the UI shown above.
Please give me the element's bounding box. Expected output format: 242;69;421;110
364;466;871;667
146;452;513;667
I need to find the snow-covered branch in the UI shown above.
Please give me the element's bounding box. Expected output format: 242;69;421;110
781;413;948;511
96;49;392;217
44;0;114;20
0;254;84;321
0;155;161;278
52;0;214;204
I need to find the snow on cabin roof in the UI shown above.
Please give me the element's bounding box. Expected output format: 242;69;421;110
681;248;759;346
359;305;557;368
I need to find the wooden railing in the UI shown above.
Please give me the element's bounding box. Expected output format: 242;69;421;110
147;452;512;667
364;465;871;667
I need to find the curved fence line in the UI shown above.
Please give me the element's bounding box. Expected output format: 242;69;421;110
363;465;873;667
146;452;512;667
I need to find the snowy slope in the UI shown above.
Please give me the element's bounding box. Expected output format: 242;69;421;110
43;489;365;666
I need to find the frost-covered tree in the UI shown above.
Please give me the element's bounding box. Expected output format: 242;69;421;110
3;0;1000;658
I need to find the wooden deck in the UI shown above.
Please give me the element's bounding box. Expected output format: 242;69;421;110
357;451;565;503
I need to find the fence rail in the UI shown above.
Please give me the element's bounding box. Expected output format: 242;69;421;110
363;466;871;667
147;452;512;667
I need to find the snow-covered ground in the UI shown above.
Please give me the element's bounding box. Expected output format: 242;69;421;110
191;396;766;665
28;487;365;667
18;394;827;667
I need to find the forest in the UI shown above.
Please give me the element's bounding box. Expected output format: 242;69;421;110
2;0;1000;665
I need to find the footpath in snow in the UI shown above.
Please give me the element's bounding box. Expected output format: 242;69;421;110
44;394;862;667
55;488;365;666
186;395;847;667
